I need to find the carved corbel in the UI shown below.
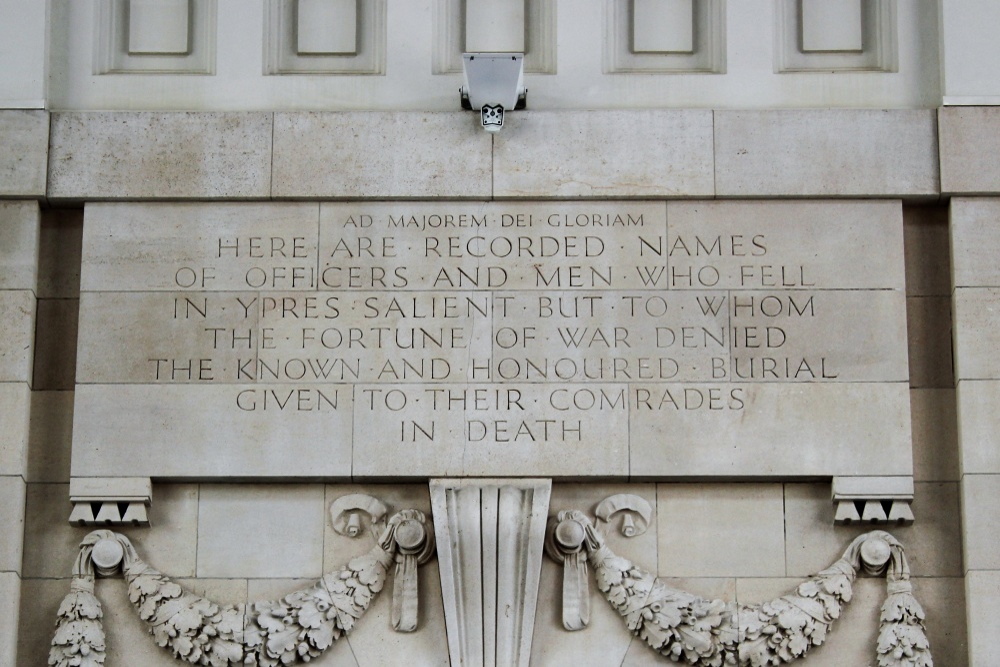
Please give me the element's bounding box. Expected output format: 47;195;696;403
68;477;152;527
832;476;915;526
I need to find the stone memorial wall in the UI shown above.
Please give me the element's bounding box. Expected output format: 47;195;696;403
72;200;911;481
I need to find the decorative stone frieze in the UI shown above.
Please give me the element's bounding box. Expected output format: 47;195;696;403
546;505;932;666
50;502;435;666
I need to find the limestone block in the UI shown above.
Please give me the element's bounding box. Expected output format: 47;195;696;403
352;383;629;478
37;208;83;299
81;202;319;292
22;483;198;578
956;381;1000;474
493;110;715;198
197;484;326;578
913;577;968;666
0;290;36;383
72;384;353;479
910;388;959;482
25;390;73;483
940;107;1000;194
951;197;1000;287
32;298;78;390
0;476;26;572
953;288;1000;380
667;199;905;290
907;295;954;388
656;483;784;578
272;112;491;198
0;383;30;476
17;578;72;667
0;572;20;667
319;200;666;290
903;204;950;297
76;291;258;383
784;482;962;578
630;382;911;478
961;474;1000;571
0;202;39;290
966;570;1000;666
714;110;939;197
48;112;273;200
0;110;48;197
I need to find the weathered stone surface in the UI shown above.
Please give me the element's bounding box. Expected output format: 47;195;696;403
32;298;78;390
907;295;954;388
319;200;666;290
48;112;273;200
630;383;911;478
493;110;714;198
715;110;939;196
25;391;73;483
0;110;48;197
667;200;905;289
272;112;491;198
903;204;951;297
0;476;26;572
0;572;21;667
353;383;629;478
72;384;353;479
0;202;40;290
0;290;36;383
81;202;319;291
37;208;83;299
0;383;30;476
910;388;960;482
656;483;785;577
956;381;1000;474
961;474;1000;571
951;197;1000;288
940;107;1000;194
197;484;326;578
966;571;1000;666
72;200;913;482
953;288;1000;380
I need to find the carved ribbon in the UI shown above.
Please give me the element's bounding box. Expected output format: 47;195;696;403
50;509;435;667
547;513;932;667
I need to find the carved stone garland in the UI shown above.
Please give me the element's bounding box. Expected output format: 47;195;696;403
49;509;435;667
546;509;932;666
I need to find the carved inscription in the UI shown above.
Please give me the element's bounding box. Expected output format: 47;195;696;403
74;201;911;478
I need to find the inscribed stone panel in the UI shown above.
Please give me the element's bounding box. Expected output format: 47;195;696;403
72;201;910;481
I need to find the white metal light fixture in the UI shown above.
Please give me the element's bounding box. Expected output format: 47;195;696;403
460;53;526;132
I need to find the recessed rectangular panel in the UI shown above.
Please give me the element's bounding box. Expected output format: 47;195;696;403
632;0;694;54
801;0;864;52
296;0;357;55
128;0;191;54
466;0;525;53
